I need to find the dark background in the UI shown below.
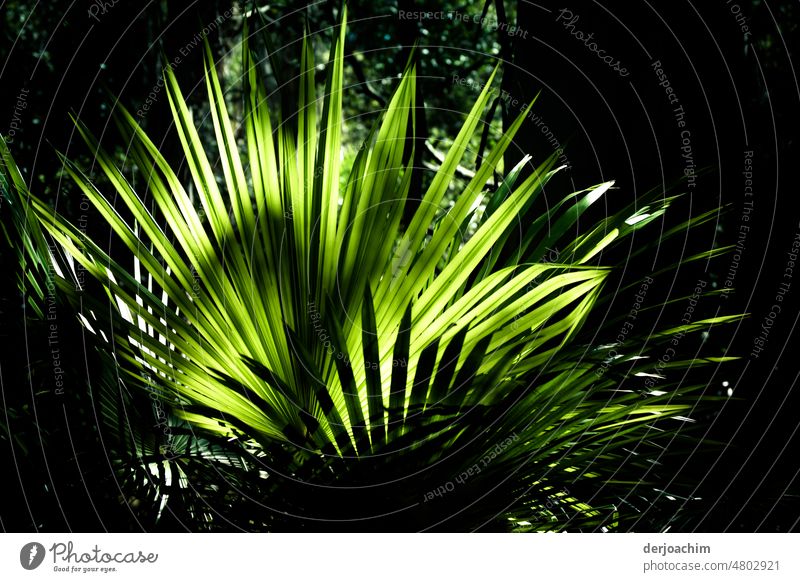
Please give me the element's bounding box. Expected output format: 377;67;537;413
1;0;798;531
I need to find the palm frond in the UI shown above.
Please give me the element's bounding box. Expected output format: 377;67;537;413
4;6;745;531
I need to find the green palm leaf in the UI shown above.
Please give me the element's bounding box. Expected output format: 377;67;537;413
2;6;744;531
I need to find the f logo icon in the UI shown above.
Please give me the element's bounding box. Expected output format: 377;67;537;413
20;542;46;570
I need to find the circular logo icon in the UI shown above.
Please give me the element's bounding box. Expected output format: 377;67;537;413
20;542;46;570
